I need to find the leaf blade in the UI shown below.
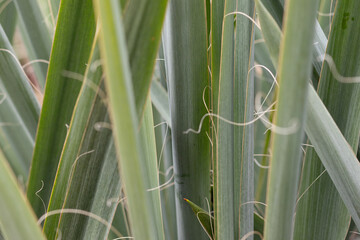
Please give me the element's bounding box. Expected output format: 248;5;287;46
0;151;45;240
262;0;319;239
163;1;211;238
26;0;97;217
94;1;164;238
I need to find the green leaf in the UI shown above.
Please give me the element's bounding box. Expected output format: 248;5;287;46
49;0;61;20
152;43;177;240
253;26;276;215
163;0;211;238
151;78;171;127
35;0;60;32
258;0;283;27
123;0;168;117
139;100;165;238
79;141;125;239
215;0;255;239
210;0;224;117
185;198;265;240
13;0;52;88
94;0;164;238
153;107;177;240
254;213;264;238
0;150;45;240
55;115;122;239
45;0;169;236
43;43;124;239
294;1;360;239
0;26;40;180
26;0;96;218
254;28;276;74
256;0;326;78
0;1;17;41
262;0;319;240
257;0;360;236
317;0;336;36
255;0;282;68
233;3;255;239
299;85;360;233
184;198;214;240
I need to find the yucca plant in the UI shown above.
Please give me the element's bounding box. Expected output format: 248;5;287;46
0;0;360;239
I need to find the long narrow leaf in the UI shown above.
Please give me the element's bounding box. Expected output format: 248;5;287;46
0;1;17;40
123;0;168;117
0;151;45;240
294;1;360;239
257;0;360;234
153;43;177;239
163;1;211;238
215;0;255;239
151;79;171;127
211;0;224;117
301;86;360;231
94;0;164;239
318;0;336;36
42;43;121;239
26;0;96;217
263;0;319;239
0;26;40;180
233;3;255;239
13;0;52;87
216;2;235;236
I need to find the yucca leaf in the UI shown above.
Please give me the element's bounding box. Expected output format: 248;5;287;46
294;1;360;239
249;5;360;231
233;2;255;238
257;0;360;235
94;0;164;239
49;0;61;20
42;42;124;239
185;198;265;240
0;26;39;138
139;100;165;238
0;150;45;240
214;1;236;239
55;108;121;239
45;0;169;237
26;0;96;217
35;0;60;32
299;85;360;234
255;0;282;68
258;0;283;27
13;0;52;88
0;1;17;40
318;0;336;36
153;43;177;240
215;0;255;239
79;141;125;239
151;79;171;127
210;4;224;221
163;1;211;238
311;22;328;87
263;0;319;239
253;29;276;212
153;107;177;240
123;0;168;117
256;0;327;76
210;0;224;116
254;28;276;74
184;198;214;239
254;212;264;238
0;26;40;180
